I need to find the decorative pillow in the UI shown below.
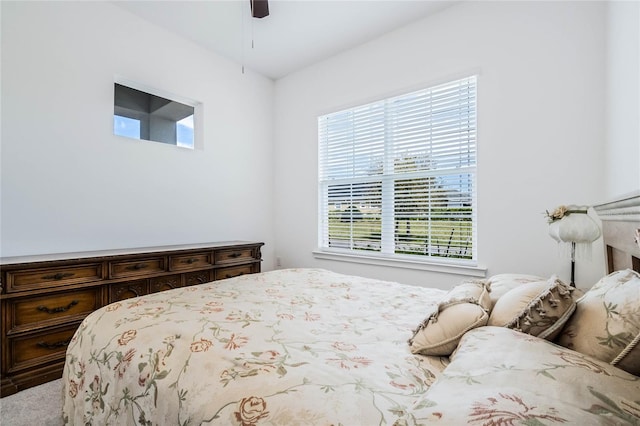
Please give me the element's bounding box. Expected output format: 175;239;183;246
557;269;640;375
486;273;545;309
409;280;491;356
488;276;575;340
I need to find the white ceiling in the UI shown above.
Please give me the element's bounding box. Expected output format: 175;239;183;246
114;1;457;80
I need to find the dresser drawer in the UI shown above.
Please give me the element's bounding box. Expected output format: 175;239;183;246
4;263;103;293
149;275;182;293
109;280;148;303
109;257;165;279
185;270;213;287
169;252;213;271
7;288;101;334
215;265;254;280
7;325;77;374
214;248;255;264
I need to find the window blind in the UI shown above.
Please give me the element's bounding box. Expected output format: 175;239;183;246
318;76;477;263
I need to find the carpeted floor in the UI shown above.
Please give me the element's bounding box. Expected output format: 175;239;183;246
0;379;64;426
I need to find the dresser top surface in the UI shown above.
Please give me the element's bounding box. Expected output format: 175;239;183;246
0;241;264;266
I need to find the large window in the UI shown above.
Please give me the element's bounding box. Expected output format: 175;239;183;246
318;76;477;264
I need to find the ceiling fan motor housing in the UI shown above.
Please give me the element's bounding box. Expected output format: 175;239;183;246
251;0;269;18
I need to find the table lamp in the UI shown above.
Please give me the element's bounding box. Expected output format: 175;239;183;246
546;205;601;287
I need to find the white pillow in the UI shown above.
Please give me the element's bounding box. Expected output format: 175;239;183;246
557;269;640;375
486;273;545;309
409;281;491;356
488;276;575;340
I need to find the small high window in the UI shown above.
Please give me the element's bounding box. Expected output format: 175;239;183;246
114;82;196;149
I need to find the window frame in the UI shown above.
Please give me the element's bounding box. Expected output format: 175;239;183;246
316;75;482;275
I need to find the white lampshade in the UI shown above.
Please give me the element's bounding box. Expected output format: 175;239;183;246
548;205;601;259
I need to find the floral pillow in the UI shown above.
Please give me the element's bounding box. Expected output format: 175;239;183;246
486;273;545;309
409;280;491;356
557;269;640;376
488;276;575;340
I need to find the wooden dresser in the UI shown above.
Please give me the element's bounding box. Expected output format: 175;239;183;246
0;241;263;397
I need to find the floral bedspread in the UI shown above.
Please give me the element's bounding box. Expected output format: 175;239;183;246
62;268;449;425
413;326;640;425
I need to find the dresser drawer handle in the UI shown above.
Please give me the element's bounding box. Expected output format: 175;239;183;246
126;263;148;271
36;340;70;350
228;252;242;258
42;272;75;281
183;258;199;264
37;300;79;314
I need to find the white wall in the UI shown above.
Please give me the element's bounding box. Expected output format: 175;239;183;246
274;1;607;289
605;0;640;198
0;2;275;268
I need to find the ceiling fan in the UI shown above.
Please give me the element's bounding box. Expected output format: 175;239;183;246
250;0;269;18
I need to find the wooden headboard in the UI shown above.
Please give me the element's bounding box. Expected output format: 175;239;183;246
594;192;640;274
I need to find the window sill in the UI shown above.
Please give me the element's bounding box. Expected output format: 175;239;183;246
312;249;487;278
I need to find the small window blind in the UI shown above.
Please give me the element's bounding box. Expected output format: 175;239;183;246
318;76;477;263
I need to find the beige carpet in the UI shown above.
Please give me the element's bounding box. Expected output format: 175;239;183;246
0;379;64;426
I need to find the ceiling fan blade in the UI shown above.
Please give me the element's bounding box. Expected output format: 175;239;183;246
250;0;269;18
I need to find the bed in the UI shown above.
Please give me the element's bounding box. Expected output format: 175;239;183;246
62;268;450;425
62;194;640;425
